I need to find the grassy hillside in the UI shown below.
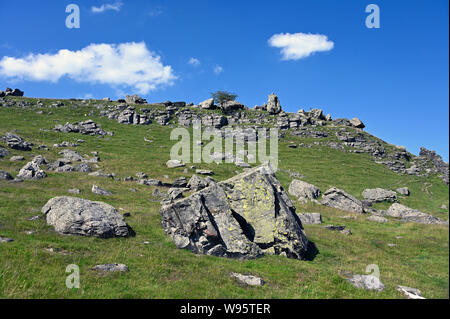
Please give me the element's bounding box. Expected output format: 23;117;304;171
0;97;448;298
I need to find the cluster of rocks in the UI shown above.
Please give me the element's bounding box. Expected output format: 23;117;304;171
53;120;113;136
0;88;24;97
1;132;33;151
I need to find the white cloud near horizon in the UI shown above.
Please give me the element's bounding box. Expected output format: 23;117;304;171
268;32;334;60
188;57;200;66
0;42;176;94
213;65;223;74
91;2;123;13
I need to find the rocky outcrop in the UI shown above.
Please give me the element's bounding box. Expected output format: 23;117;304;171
288;180;321;203
419;147;449;185
42;196;129;238
320;187;364;214
2;132;33;151
53;120;113;136
2;88;24;97
125;94;147;104
159;164;312;260
362;188;397;203
386;203;447;225
266;93;282;114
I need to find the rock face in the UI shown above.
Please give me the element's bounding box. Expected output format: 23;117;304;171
362;188;397;203
386;203;447;225
288;180;321;202
320;187;364;214
2;132;33;151
346;274;385;291
42;196;129;238
266;93;282;114
159;164;311;260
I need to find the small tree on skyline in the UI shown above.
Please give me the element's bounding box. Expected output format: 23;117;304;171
211;90;237;106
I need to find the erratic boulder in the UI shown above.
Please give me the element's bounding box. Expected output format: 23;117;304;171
159;164;312;260
42;196;129;238
320;187;364;214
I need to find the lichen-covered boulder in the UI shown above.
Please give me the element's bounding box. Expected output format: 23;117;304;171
159;164;311;260
42;196;129;238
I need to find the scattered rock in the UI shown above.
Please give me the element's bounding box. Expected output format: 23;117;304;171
2;132;33;151
159;164;312;260
92;184;112;196
93;263;129;274
349;118;365;129
0;170;13;180
396;187;410;196
346;274;385;291
42;196;129;238
397;285;425;299
298;213;322;225
266;93;282;114
386;203;448;225
9;155;25;161
367;215;388;223
17;160;47;180
0;146;10;158
166;159;185;168
68;188;81;194
288;180;321;203
58;149;84;162
321;187;364;214
230;272;265;286
362;188;397;203
195;169;214;175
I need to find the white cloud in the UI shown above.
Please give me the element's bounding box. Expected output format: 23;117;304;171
213;65;223;74
92;2;123;13
268;32;334;60
0;42;176;94
188;57;200;66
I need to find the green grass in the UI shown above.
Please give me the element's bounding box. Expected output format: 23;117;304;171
0;98;448;298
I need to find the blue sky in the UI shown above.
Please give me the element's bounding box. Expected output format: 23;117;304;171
0;0;448;161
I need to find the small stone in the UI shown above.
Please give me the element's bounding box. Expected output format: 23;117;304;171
0;237;14;243
91;184;112;196
68;188;81;194
166;159;185;168
230;272;265;286
10;155;25;161
92;263;129;274
397;285;425;299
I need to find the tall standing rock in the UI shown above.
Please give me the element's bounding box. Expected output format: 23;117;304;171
159;164;311;260
266;93;282;114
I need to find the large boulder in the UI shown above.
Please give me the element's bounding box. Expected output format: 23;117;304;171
288;180;321;203
320;187;364;214
42;196;129;238
362;188;397;203
386;203;447;225
2;132;33;151
266;93;282;114
159;164;312;260
350;118;365;129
